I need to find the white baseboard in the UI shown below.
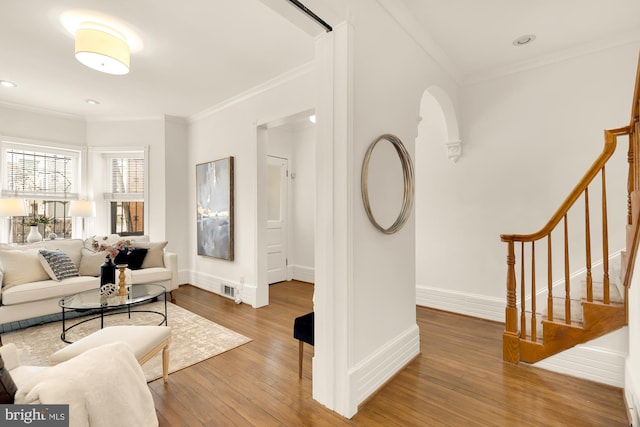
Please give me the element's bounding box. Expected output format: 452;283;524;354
188;270;256;307
348;323;420;413
533;331;627;388
625;360;639;426
289;264;314;283
416;284;505;322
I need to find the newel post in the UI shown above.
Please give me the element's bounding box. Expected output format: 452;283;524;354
502;239;520;363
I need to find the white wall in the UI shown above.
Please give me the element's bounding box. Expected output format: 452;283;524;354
0;105;85;145
187;70;315;307
290;125;316;280
627;254;640;424
349;1;457;370
86;118;167;240
416;44;640;320
164;116;189;282
310;1;459;416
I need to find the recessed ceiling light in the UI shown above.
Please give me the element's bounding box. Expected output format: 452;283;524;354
0;80;17;88
512;34;536;47
85;99;100;105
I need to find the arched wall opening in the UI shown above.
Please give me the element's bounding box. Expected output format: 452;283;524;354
415;86;462;306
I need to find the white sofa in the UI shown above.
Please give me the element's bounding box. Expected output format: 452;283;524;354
0;236;178;325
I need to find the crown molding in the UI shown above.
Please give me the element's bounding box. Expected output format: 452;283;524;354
464;29;640;86
377;1;640;87
0;100;85;121
376;0;462;85
84;115;166;123
189;61;314;123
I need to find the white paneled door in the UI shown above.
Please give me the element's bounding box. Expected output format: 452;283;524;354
267;156;288;284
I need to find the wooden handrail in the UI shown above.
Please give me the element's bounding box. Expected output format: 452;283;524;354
503;53;640;364
501;131;618;243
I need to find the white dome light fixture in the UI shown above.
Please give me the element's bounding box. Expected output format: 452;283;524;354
75;22;130;75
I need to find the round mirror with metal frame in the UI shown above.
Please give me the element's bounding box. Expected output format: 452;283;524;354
361;133;415;234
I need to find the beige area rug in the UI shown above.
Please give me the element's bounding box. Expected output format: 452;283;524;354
1;301;251;382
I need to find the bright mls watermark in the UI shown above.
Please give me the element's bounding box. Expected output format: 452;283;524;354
0;405;68;426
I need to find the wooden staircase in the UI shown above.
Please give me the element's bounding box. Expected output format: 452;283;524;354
502;54;640;364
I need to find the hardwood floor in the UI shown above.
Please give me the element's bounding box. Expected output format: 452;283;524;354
150;282;628;426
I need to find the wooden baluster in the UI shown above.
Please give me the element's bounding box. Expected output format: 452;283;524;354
547;234;553;322
520;243;526;339
585;187;593;302
628;140;634;225
531;241;537;342
503;240;519;363
602;166;610;304
636;121;640;192
636;121;640;190
564;214;571;324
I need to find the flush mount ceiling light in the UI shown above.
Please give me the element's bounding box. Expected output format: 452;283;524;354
512;34;536;47
0;80;17;88
85;98;100;105
75;22;130;75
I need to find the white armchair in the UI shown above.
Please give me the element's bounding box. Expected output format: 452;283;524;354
0;342;158;427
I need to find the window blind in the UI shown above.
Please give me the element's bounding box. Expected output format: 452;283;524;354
3;148;78;200
105;157;144;201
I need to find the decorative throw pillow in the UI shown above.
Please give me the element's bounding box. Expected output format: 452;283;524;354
0;353;17;404
0;249;50;289
131;241;167;268
43;239;83;269
79;248;108;277
38;250;79;281
114;248;148;270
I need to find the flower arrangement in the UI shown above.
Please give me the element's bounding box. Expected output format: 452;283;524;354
27;215;51;227
92;238;132;260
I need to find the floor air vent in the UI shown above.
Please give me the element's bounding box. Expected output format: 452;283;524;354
221;284;236;299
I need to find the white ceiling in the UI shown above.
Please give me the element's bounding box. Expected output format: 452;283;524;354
0;0;639;120
0;0;315;119
392;0;640;83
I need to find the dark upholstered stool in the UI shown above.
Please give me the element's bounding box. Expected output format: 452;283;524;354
293;312;314;379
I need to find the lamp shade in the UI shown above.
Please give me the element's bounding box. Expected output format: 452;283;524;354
69;200;96;218
75;27;130;75
0;198;27;217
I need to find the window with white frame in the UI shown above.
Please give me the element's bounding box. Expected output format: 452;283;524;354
104;154;145;236
1;141;81;242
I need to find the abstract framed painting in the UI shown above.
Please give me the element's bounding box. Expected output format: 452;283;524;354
196;156;234;260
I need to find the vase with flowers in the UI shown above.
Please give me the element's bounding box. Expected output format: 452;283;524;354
95;239;132;291
26;215;50;243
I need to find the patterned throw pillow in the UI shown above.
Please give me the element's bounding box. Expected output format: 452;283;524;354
38;249;79;281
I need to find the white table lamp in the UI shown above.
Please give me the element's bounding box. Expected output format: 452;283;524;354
0;198;27;243
69;200;96;238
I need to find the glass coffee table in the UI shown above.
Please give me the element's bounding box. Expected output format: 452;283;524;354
59;283;168;343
